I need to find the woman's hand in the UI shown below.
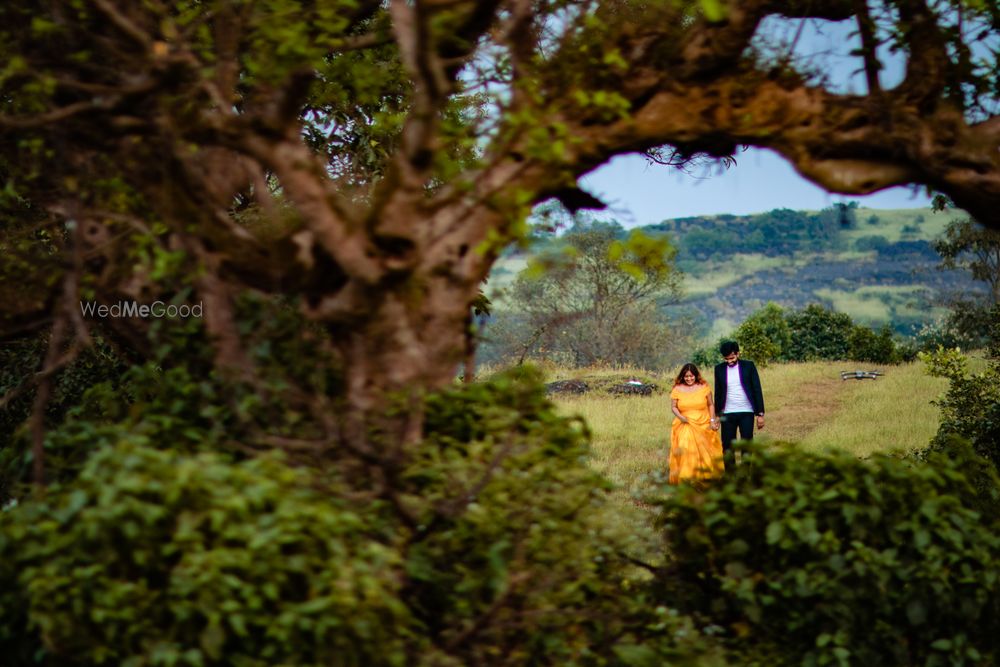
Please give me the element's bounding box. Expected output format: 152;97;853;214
710;418;719;431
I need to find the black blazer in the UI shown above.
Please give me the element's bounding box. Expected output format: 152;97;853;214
714;360;765;415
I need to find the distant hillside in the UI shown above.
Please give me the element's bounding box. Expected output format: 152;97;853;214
489;206;983;340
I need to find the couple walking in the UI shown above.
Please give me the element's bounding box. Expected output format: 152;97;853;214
668;341;765;484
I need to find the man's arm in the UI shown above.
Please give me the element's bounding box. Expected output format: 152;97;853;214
746;361;766;430
713;364;724;410
750;362;765;414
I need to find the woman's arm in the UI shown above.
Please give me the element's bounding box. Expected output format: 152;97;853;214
707;390;719;430
671;398;688;423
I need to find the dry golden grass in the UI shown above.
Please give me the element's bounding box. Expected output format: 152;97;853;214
546;360;947;498
796;362;949;457
556;391;669;499
753;362;853;444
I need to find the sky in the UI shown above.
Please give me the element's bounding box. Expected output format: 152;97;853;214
580;150;931;225
578;13;940;226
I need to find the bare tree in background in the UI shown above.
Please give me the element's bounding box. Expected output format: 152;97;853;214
495;221;686;368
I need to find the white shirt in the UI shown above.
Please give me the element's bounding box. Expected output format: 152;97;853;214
724;363;754;413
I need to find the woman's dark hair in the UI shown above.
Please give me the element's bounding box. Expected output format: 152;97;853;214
720;340;740;356
674;363;705;386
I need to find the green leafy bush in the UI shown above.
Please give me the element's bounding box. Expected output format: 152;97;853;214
711;304;903;366
915;302;997;352
690;342;722;368
0;368;713;667
732;303;788;366
650;444;1000;667
785;304;855;361
1;293;345;500
0;336;128;500
0;442;411;667
733;320;779;367
400;367;711;666
921;345;1000;472
847;323;897;364
854;235;890;252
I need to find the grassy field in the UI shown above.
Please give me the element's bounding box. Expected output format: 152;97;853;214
545;360;949;498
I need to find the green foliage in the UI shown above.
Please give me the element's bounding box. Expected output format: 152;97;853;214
826;202;858;229
933;217;1000;303
0;0;995;663
854;234;890;252
0;336;128;500
921;343;1000;472
697;0;728;23
610;229;681;283
719;303;904;365
917;300;998;352
675;208;846;259
690;342;722;369
0;367;713;667
0;292;347;502
785;304;855;361
650;444;1000;666
733;303;789;366
921;346;972;381
402;367;711;665
732;320;779;366
847;323;898;363
0;443;410;667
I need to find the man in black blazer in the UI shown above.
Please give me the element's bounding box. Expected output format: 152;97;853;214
714;341;765;472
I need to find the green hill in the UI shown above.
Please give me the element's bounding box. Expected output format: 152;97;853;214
490;206;979;340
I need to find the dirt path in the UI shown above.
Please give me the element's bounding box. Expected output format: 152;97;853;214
759;373;855;444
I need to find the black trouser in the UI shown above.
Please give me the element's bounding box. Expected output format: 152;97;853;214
720;412;755;472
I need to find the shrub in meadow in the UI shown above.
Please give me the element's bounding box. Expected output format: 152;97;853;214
649;443;1000;666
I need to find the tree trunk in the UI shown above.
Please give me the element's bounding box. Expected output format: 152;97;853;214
330;278;475;450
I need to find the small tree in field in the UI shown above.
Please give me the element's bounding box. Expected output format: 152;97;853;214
733;302;790;364
921;311;1000;473
734;320;780;367
499;221;684;367
785;304;855;361
848;323;897;363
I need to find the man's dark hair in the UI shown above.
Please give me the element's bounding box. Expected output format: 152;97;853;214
720;340;740;356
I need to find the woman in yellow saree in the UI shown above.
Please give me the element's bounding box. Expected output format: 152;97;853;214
668;363;724;484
